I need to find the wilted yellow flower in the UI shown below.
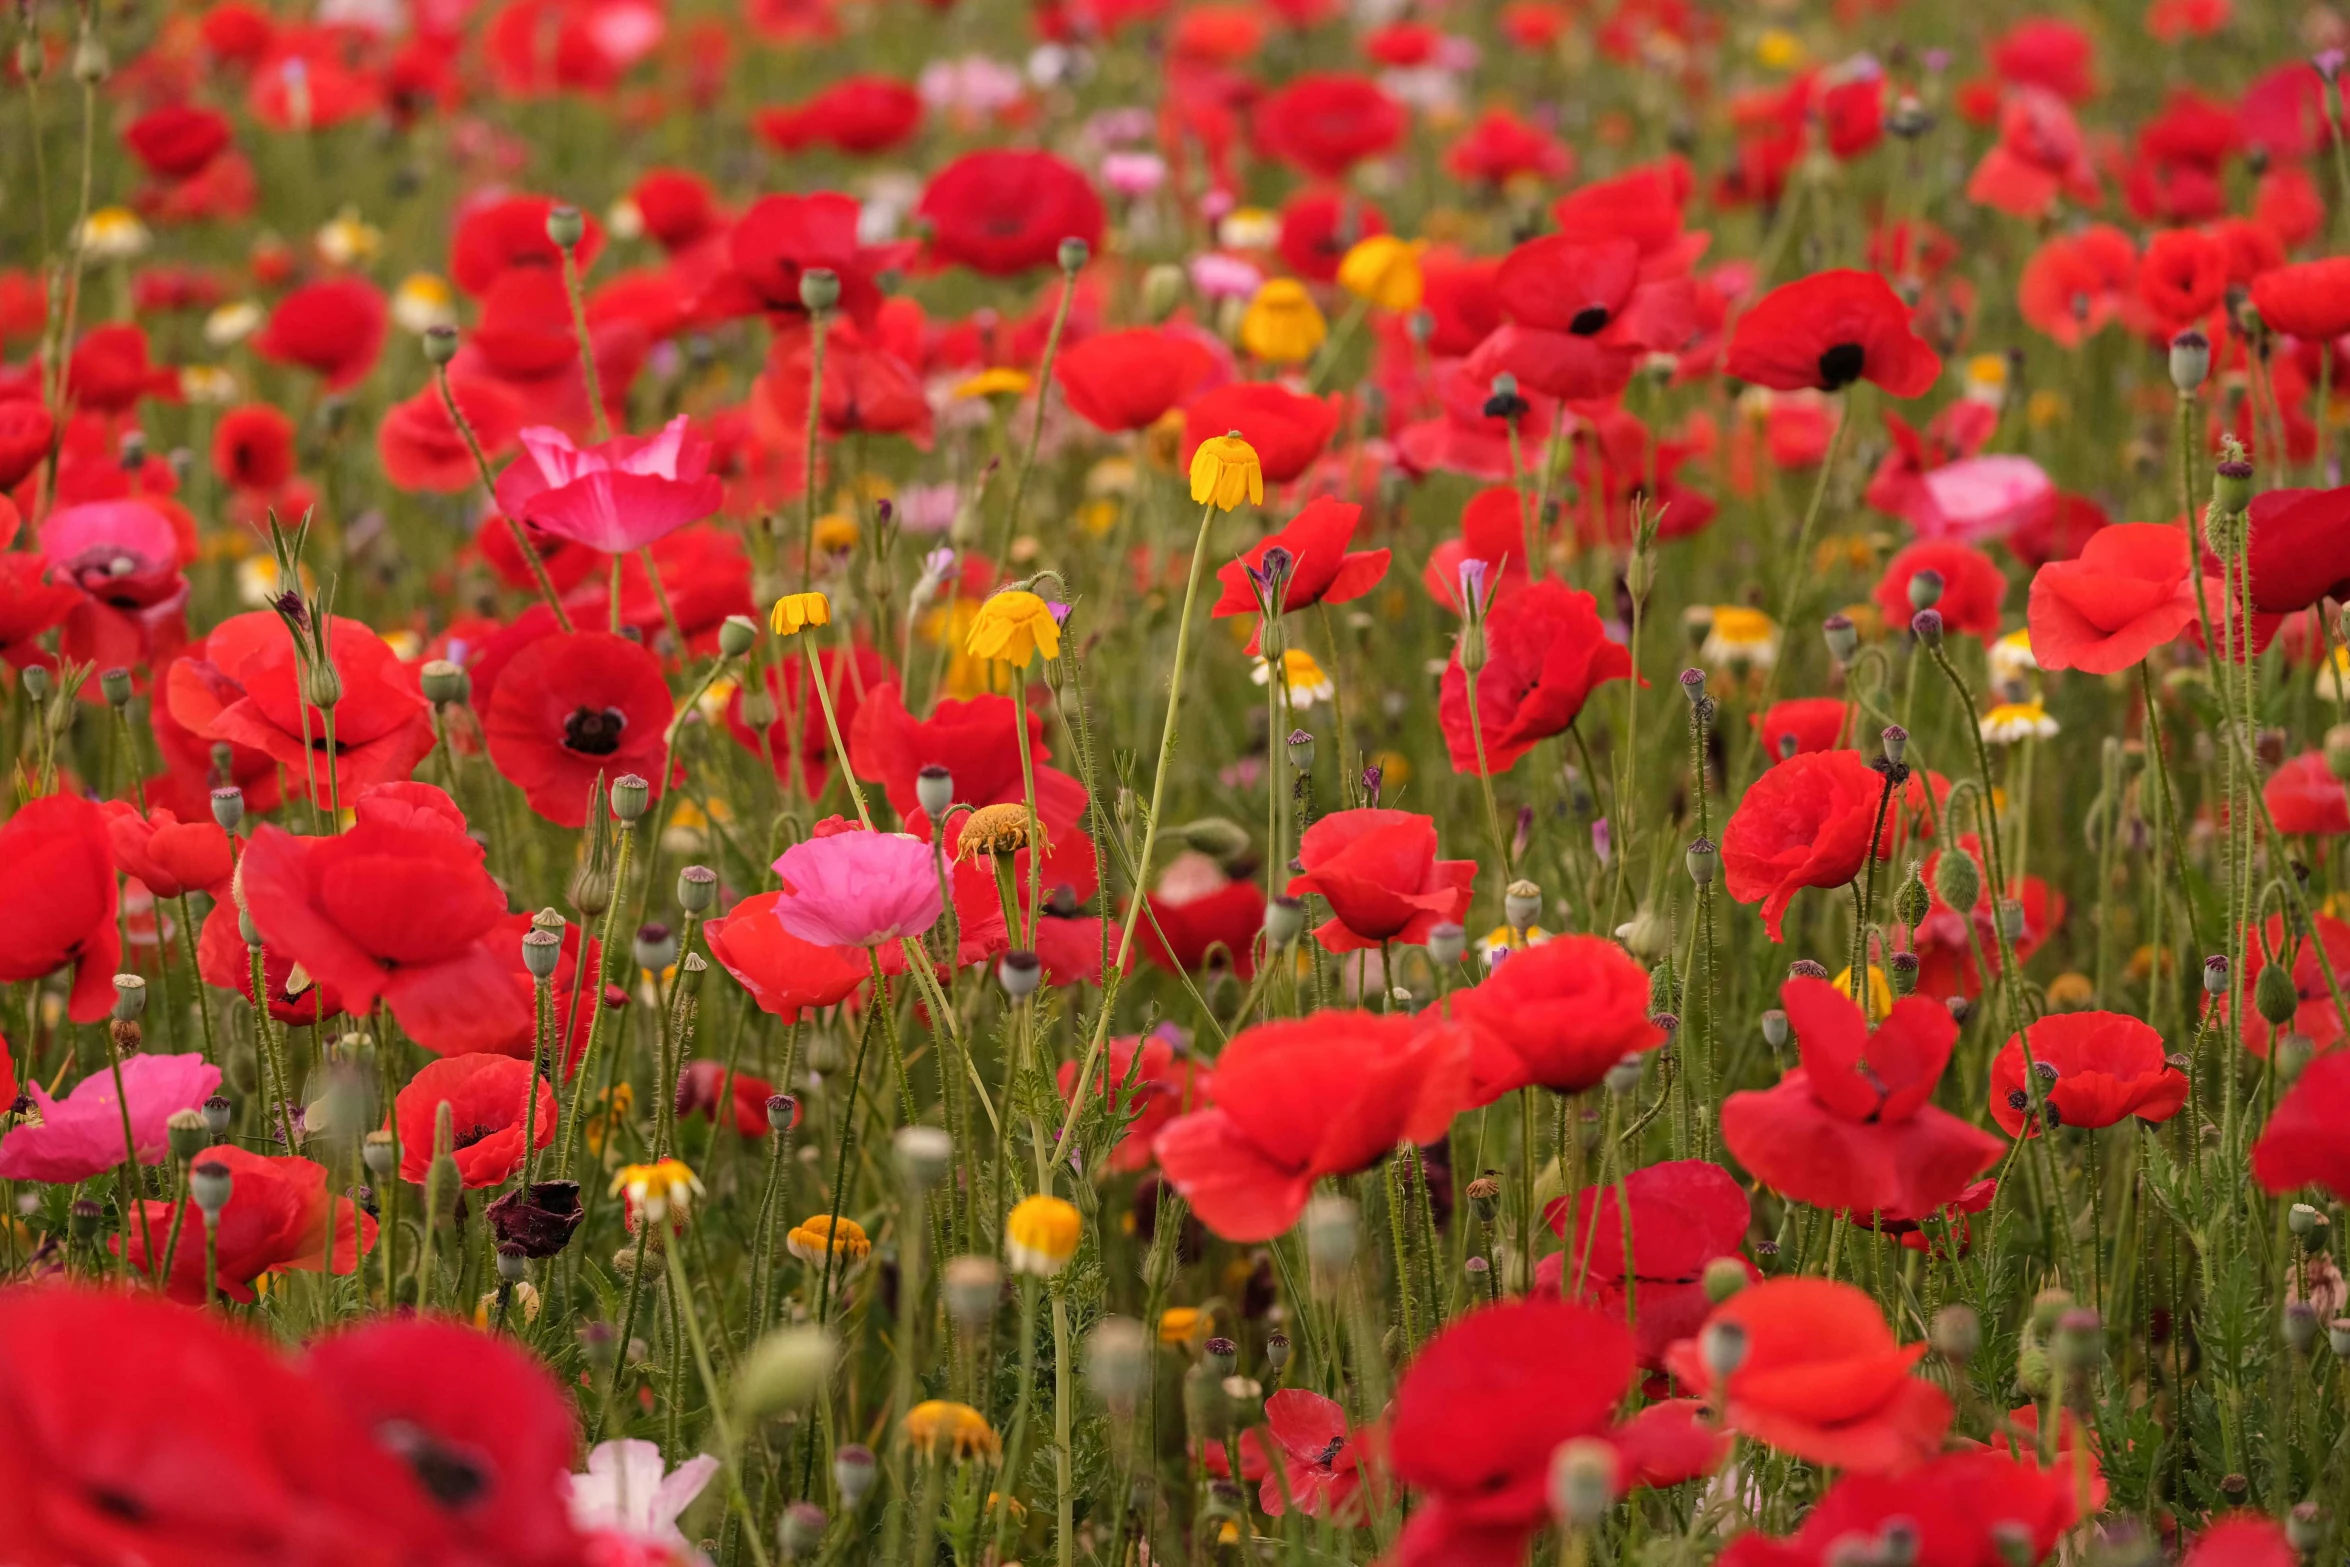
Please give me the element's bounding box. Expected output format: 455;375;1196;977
1239;278;1326;365
957;801;1033;857
1005;1194;1082;1276
315;205;383;267
904;1400;1000;1461
965;590;1061;668
1980;700;2057;744
1700;606;1781;670
79;206;150;261
1190;432;1264;510
1252;649;1335;708
787;1213;872;1267
393;272;456;335
1829;964;1895;1023
1337;235;1425;312
954;367;1032;400
770;591;832;636
611;1158;705;1227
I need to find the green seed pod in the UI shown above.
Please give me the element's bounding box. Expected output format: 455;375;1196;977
2256;960;2300;1029
1932;849;1981;916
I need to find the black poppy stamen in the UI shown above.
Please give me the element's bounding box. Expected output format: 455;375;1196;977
562;705;628;756
1568;306;1611;336
1816;342;1867;390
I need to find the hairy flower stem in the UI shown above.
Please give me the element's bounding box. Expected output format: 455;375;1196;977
436;363;573;630
561;822;634;1182
1000;264;1079;556
801;310;829;590
803;631;874;829
989;1275;1043;1562
661;1240;776;1567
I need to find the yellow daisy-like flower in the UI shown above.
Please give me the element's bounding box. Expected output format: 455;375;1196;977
920;597;991;699
1190;432;1264;511
1158;1305;1212;1345
1699;606;1781;670
1989;628;2037;685
1965;352;2010;392
1829;964;1895;1023
2044;972;2096;1010
1238;278;1327;365
181;365;241;407
204;301;265;348
78;206;150;261
393;272;457;336
315;205;383;267
903;1400;1001;1461
1004;1194;1082;1276
770;591;832;637
786;1213;872;1267
2025;390;2067;429
1754;27;1804;69
583;1081;635;1156
611;1158;705;1227
1216;206;1281;250
954;367;1032;400
1337;235;1425;313
1980;700;2057;745
964;590;1061;668
1477;923;1553;959
1251;649;1335;708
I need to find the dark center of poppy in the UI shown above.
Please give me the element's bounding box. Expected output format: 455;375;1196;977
1816;342;1867;390
378;1420;492;1510
563;705;627;756
87;1484;148;1522
452;1121;502;1152
2007;1089;2030;1111
1316;1436;1346;1467
1568;305;1611;336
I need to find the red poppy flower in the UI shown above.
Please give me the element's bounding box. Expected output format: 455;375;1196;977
1225;1390;1373;1521
724;642;893;799
2257;1046;2350;1203
379;375;526;494
1156;1010;1468;1240
1728;270;1941;397
1180;382;1339;484
252;277;387;391
1721;748;1888;941
1212;496;1389;653
1386;1299;1635;1567
123;103;233;179
100;800;231;901
1752;698;1849;764
1285;808;1476;954
2016;225;2136;348
66;324;180;416
1055;328;1219;434
2243;486;2350;615
0;552;77;669
2266;751;2349;838
1990;16;2094;100
1667;1277;1950;1472
0;1285;452;1565
1474;235;1700;401
2136;227;2229;329
198;898;351;1029
708;193;906;328
395;1053;558;1188
483;630;672;827
211;402;296;492
1437;579;1632;777
1446;108;1573;186
754;75;924;155
1139;865;1265;979
1988;1010;2185;1138
0;398;55;491
121;1143;374;1302
917;150;1106;277
1423;487;1532;613
1876;540;2007;642
849;679;1090;844
1449;934;1665;1104
1416;249;1506;355
1966;89;2102;220
1718;1449;2079;1567
179;611;435;805
451;194;607;298
1254;72;1403;178
1721;977;2005;1222
560;524;753;654
0;792;119;1024
2025;522;2204;673
1056;1030;1213;1172
37;498;192;677
677;1060;781;1137
239;785;519;1055
704;889;870;1019
1274;188;1390;284
755;317;933;444
1539;1158;1751;1366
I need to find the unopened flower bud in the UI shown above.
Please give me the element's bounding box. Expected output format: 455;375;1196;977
915;766;954;819
1906;570;1945;612
303;662;343;710
1505;879;1542;931
1700;1318;1748;1380
1932;1304;1981;1363
1894;864;1931;929
1933;850;1980;916
737;1326;837;1418
998;949;1042;1000
1911;608;1944;647
2256;961;2300;1028
1264;897;1305;948
894;1125;954;1189
718;614;757;658
2169;330;2211;392
1823;613;1858;664
1427;921;1465;964
1548;1437;1619;1529
1701;1256;1747;1303
610;774;650;822
944;1256;1002;1329
677;864;718;913
799;268;841;313
1686;837;1717;888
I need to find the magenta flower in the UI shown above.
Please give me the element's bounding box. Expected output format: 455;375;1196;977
771;831;944;949
492;414;725;554
0;1052;223;1184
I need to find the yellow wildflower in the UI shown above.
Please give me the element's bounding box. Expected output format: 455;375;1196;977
954;366;1032;400
1190;432;1264;511
1158;1306;1211;1345
957;801;1034;857
786;1213;872;1267
1337;235;1425;312
964;590;1062;668
583;1082;635;1156
1989;628;2037;685
180;366;240;406
1004;1194;1082;1276
1216;206;1280;250
1699;606;1781;670
903;1400;1001;1461
1239;278;1327;365
315;205;383;267
611;1158;705;1228
393;272;457;335
1252;649;1335;708
78;207;150;261
204;301;264;348
1829;965;1895;1023
770;591;832;637
2045;972;2096;1010
813;513;858;553
1754;27;1804;69
1980;700;2057;744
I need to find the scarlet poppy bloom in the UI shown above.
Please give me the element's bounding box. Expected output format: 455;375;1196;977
1286;808;1477;954
211;403;296;492
101;800;231;900
1212;496;1390;652
1718;1449;2079;1567
0;792;119;1023
1386;1299;1635;1567
2025;522;2204;673
483;630;672;826
1476;235;1700;401
1721;977;2005;1222
1254;72;1403;178
563;524;755;655
176;611;435;804
2243;486;2350;614
704;890;869;1019
121;1143;373;1303
756;317;933;444
1727;270;1941;397
1667;1277;1950;1472
2254;1051;2350;1199
677;1060;781;1137
2250;256;2350;342
123;103;233;179
1720;749;1888;941
1423;486;1531;612
709;193;906;328
1752;698;1849;764
0;398;55;491
1446;108;1573;186
917;150;1106;277
625;169;725;253
2016;225;2136;348
451;194;607;297
1180;382;1339;485
0;552;77;669
240;785;519;1055
1275;188;1390;284
1156;1010;1468;1240
849;680;1091;845
2136;227;2229;329
1540;1158;1751;1366
754;75;924;155
197;898;350;1029
66;324;179;416
395;1053;558;1188
1057;1030;1213;1172
1449;935;1665;1104
1875;540;2007;642
1055;328;1219;434
1988;1011;2184;1138
1437;580;1632;776
253;277;389;391
2184;1518;2300;1567
37;498;193;676
2266;752;2349;838
379;375;527;494
1210;1390;1372;1521
725;642;892;798
1139;865;1266;979
1966;89;2102;220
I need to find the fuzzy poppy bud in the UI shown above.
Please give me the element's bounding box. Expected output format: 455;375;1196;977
303;662;343;710
610;774;650;822
1911;608;1944;647
1459;623;1487;673
1548;1438;1619;1529
718;615;758;658
2256;961;2299;1028
1888;951;1919;996
422;324;460;366
2169;331;2211;392
1894;864;1931;930
1177;817;1251;861
1701;1256;1747;1303
545;204;586;249
1932;1304;1980;1364
1933;851;1980;917
1906;570;1945;612
779;1502;828;1557
798;268;841;314
998;949;1042;1000
1505;879;1543;931
677;864;718;914
2213;458;2255;517
521;928;562;980
1699;1318;1748;1380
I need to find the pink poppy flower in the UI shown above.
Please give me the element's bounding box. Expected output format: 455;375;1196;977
770;830;943;949
0;1052;222;1183
1903;455;2056;544
493;414;724;554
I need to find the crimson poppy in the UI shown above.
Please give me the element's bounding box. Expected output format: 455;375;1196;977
2266;751;2350;837
1721;748;1889;941
0;552;76;669
1875;540;2007;642
1056;1030;1213;1173
704;889;871;1019
1721;977;2005;1222
481;629;671;826
1254;72;1403;178
1718;1449;2079;1567
1139;873;1265;980
197;897;350;1028
211;403;297;492
708;192;905;327
756;316;933;445
1286;808;1477;954
35;497;192;677
1273;188;1390;284
451;194;607;297
123;103;234;179
1726;269;1941;397
1438;579;1632;777
1752;698;1849;764
0;792;119;1024
0;398;55;491
1180;381;1339;485
2250;256;2350;342
100;800;232;901
253;277;389;391
1988;1011;2184;1138
120;1143;374;1303
627;169;726;253
1215;1390;1371;1521
65;324;178;417
917;150;1106;277
2243;486;2350;615
1475;235;1700;400
1211;496;1389;653
677;1060;780;1137
2015;226;2136;348
1156;1010;1468;1240
379;375;527;494
1449;935;1664;1104
2025;522;2204;673
177;611;435;805
2136;227;2229;329
1446;108;1573;186
1966;89;2102;220
848;679;1090;840
1055;328;1219;434
753;75;924;155
460;268;648;440
1539;1158;1752;1366
394;1053;559;1188
2254;1050;2350;1199
725;642;893;798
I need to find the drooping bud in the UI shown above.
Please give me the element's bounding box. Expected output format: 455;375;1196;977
1933;849;1981;916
